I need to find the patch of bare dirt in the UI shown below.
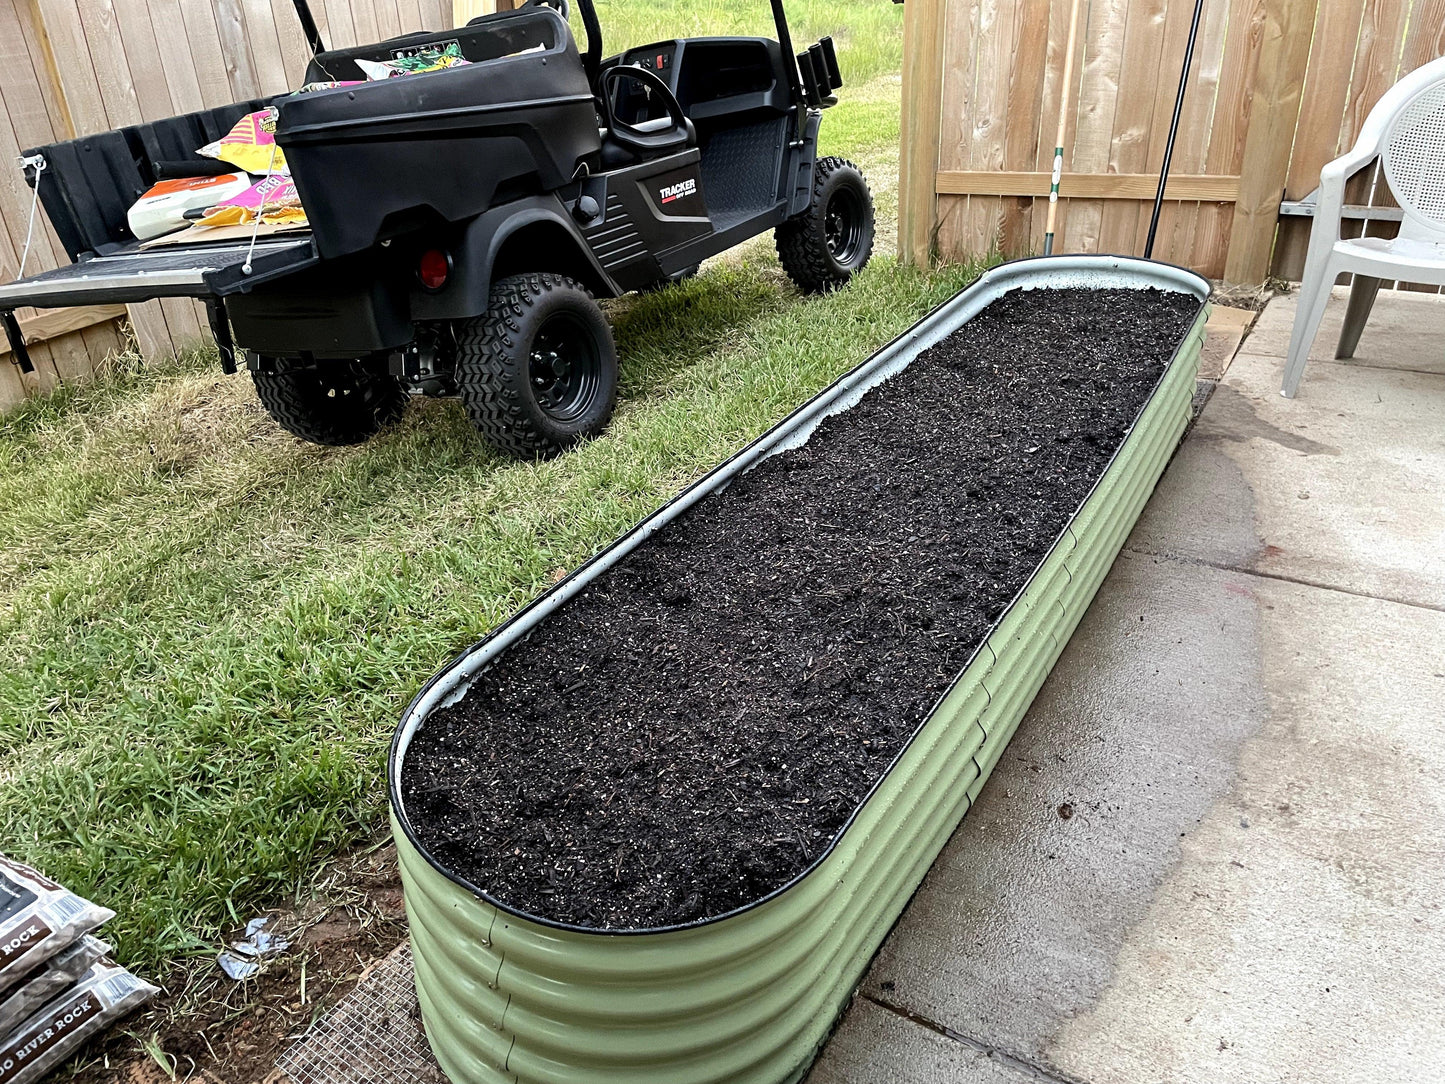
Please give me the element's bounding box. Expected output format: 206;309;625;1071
65;840;408;1084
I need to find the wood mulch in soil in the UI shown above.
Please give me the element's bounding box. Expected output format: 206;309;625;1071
401;286;1200;930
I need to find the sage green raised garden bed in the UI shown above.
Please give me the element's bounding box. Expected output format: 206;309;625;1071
389;255;1210;1084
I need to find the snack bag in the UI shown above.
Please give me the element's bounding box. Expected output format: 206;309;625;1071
356;42;470;80
198;108;287;175
197;174;307;229
0;856;113;998
126;172;252;240
0;963;157;1084
0;936;109;1036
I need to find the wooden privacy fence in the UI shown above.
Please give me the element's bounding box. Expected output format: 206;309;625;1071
0;0;481;409
901;0;1445;283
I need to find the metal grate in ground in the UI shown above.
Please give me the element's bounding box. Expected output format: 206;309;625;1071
275;942;447;1084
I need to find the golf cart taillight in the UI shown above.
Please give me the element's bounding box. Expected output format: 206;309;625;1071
418;249;451;291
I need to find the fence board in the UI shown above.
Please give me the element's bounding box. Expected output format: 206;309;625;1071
375;0;401;41
1066;0;1129;255
901;0;947;263
111;0;177;118
1098;0;1169;257
938;170;1239;198
268;0;318;79
911;0;1444;283
397;0;423;32
2;0;118;391
18;0;76;142
966;0;1016;255
242;0;293;93
216;0;265;101
936;0;984;256
1000;0;1051;256
1152;0;1227;269
180;0;239;108
1029;0;1084;251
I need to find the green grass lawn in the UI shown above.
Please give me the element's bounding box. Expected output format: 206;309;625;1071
0;0;979;975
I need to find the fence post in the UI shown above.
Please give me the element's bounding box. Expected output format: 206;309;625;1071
1222;0;1317;285
900;0;947;266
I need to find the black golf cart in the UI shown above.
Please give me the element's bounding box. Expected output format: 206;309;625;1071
0;0;874;457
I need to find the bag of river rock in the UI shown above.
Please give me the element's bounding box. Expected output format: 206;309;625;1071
0;962;157;1084
0;936;110;1037
0;856;112;997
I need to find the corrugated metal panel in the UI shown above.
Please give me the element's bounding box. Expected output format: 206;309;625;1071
391;256;1210;1084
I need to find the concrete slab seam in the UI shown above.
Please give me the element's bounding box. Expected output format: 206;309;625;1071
1120;545;1445;616
860;994;1091;1084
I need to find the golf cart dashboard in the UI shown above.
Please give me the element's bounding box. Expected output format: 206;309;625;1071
616;38;791;122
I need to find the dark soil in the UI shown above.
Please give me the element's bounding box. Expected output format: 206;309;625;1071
401;286;1199;929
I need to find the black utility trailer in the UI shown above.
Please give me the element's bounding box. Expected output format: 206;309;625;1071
0;0;874;457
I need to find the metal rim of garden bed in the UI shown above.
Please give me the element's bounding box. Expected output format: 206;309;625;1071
389;253;1211;939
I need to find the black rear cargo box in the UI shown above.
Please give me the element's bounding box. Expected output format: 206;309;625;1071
276;7;601;259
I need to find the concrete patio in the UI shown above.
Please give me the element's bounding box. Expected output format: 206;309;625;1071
806;286;1445;1084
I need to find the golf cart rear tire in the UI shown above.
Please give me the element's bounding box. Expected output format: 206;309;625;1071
252;363;408;446
776;156;875;294
456;273;619;459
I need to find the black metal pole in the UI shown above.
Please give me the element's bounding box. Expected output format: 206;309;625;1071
290;0;326;57
1144;0;1205;260
2;310;34;375
769;0;807;140
576;0;603;91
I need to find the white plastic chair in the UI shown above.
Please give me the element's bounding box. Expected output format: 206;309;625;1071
1282;55;1445;398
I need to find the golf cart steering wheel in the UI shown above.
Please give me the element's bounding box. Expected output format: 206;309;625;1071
521;0;569;19
599;64;693;157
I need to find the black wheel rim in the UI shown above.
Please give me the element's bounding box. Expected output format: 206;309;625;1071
824;187;866;266
529;313;601;424
320;373;359;402
313;365;386;413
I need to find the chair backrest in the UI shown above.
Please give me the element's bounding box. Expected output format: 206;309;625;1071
1380;64;1445;235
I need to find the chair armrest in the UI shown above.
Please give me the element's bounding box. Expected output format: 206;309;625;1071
1310;146;1379;246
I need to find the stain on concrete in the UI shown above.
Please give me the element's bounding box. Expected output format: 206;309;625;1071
852;554;1272;1074
1193;384;1340;456
1042;579;1445;1084
1128;430;1268;573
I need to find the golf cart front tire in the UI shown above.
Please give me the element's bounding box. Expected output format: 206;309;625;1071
776;156;875;294
456;273;619;459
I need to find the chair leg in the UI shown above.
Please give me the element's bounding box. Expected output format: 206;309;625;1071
1282;257;1338;398
1335;275;1383;359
